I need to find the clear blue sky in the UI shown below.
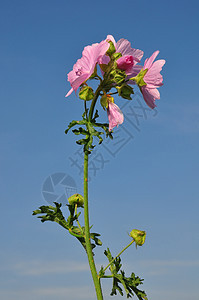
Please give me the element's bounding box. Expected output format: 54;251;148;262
0;0;199;299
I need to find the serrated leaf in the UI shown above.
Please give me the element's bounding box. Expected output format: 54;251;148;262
102;248;148;300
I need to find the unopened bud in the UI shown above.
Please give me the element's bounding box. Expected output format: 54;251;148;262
117;55;134;72
79;86;94;101
130;229;146;246
68;194;84;207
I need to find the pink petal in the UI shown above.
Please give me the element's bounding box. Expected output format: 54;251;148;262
144;50;159;70
127;64;143;79
98;54;110;65
66;38;109;96
141;86;160;109
65;87;74;98
107;102;124;131
116;39;144;63
70;73;89;92
144;59;165;88
106;35;116;47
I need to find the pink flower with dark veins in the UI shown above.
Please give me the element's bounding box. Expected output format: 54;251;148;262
107;101;124;131
141;51;166;108
66;39;109;97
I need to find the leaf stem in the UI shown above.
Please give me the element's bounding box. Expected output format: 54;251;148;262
103;240;134;273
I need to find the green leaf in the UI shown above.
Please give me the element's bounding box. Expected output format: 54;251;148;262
65;120;86;134
90;233;102;246
101;248;148;300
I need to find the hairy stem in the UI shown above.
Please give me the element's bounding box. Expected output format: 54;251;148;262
84;152;103;300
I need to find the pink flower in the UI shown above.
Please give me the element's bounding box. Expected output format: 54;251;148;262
107;35;143;63
141;51;166;108
107;101;124;131
100;35;143;75
66;39;109;97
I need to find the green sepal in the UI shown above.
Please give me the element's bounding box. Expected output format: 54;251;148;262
100;64;109;73
117;84;134;100
79;86;94;101
106;41;116;57
100;94;109;109
129;68;148;87
130;229;146;247
68;193;84;207
112;52;122;60
110;69;126;85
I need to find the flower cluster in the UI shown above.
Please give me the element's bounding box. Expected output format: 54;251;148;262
66;35;165;131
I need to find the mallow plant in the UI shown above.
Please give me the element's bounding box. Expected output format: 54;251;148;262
33;34;165;300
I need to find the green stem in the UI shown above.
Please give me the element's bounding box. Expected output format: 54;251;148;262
88;84;102;121
103;240;134;273
75;204;83;233
84;152;103;300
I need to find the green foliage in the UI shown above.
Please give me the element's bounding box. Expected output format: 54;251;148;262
33;202;102;252
65;109;112;154
99;248;148;300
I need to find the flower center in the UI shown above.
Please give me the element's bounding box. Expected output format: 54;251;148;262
75;68;82;76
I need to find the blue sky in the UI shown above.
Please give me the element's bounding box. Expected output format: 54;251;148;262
0;0;199;299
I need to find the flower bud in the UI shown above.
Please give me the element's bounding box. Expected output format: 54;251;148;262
130;229;146;246
117;55;134;72
117;84;134;100
79;86;94;101
68;194;84;207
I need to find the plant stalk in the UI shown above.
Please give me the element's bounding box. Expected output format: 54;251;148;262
84;152;104;300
